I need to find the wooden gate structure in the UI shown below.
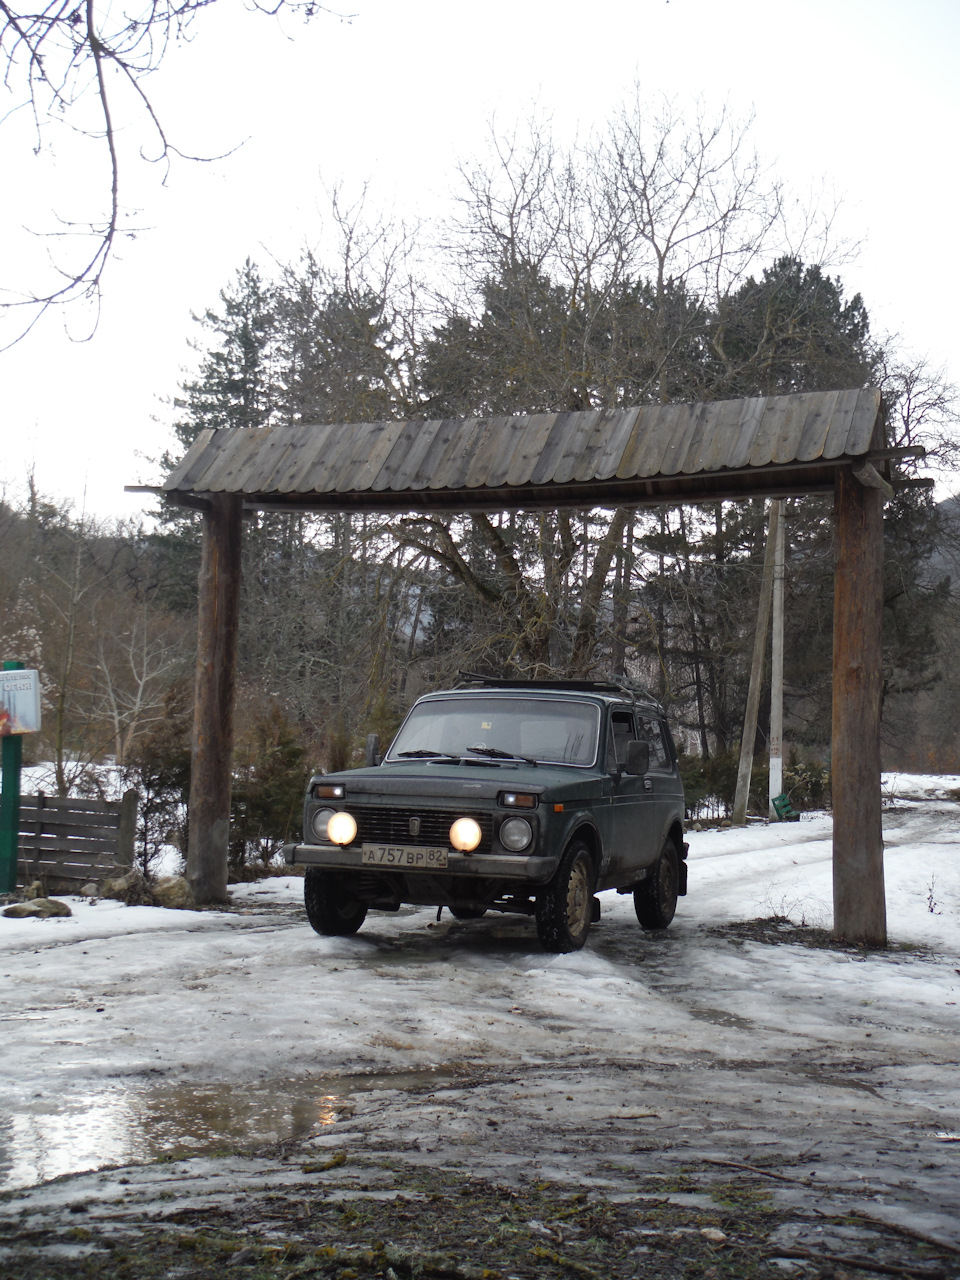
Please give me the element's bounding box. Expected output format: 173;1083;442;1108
149;386;921;944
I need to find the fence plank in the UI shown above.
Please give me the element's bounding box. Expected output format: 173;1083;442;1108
19;834;120;855
21;795;119;814
19;818;122;840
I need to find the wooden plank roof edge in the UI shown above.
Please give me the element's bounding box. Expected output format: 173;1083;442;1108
153;389;893;505
159;387;885;477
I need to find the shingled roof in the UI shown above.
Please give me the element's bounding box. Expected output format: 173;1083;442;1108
159;387;888;512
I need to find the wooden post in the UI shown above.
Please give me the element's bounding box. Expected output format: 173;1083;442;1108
117;789;139;869
187;494;243;904
768;502;785;816
0;660;25;893
732;501;779;825
832;468;886;945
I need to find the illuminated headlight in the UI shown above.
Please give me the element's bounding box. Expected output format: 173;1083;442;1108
499;816;533;851
449;817;482;852
311;807;336;840
327;811;358;846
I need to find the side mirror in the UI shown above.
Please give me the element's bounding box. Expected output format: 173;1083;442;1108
624;740;650;776
365;733;381;767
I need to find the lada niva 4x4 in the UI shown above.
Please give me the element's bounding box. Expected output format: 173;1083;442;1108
283;678;687;952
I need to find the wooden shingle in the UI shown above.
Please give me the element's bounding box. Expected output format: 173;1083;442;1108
158;388;887;513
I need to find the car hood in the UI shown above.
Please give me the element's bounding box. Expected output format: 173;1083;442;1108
311;761;605;804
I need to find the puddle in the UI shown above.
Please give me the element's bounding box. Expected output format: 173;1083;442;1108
686;1006;756;1031
0;1068;456;1192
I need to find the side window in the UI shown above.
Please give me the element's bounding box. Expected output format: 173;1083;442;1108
637;715;670;771
608;710;636;770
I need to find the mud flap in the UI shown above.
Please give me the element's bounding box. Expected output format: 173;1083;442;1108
591;896;601;922
678;860;688;897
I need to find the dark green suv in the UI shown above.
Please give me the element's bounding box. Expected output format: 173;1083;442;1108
283;677;687;953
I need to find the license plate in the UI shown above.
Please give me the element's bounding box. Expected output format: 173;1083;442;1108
361;843;448;869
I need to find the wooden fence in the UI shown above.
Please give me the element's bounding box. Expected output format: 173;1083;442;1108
18;791;138;894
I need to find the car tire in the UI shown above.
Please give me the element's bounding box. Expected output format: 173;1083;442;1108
303;868;368;936
450;906;487;920
536;839;595;953
634;838;679;930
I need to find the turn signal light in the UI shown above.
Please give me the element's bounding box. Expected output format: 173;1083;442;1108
500;792;537;808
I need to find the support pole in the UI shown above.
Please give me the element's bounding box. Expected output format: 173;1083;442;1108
187;494;243;905
768;503;785;816
732;501;780;825
0;660;25;894
832;469;885;945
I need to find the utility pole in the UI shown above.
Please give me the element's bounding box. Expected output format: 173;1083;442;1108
732;501;780;825
768;502;785;815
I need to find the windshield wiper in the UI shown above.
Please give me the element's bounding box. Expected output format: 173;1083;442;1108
396;749;461;760
466;746;538;766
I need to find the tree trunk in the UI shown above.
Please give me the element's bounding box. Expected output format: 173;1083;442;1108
187;494;244;905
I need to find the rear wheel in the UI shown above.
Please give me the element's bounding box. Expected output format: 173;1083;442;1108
303;868;368;936
536;840;595;953
634;839;679;930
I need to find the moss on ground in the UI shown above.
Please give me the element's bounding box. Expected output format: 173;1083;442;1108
1;1160;954;1280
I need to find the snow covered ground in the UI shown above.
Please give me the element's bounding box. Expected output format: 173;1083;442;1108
1;781;958;1258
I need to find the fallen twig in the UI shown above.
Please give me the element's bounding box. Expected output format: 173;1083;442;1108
531;1244;604;1279
702;1157;811;1185
770;1246;947;1279
846;1211;960;1258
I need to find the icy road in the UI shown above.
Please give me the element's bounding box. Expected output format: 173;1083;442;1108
1;789;959;1263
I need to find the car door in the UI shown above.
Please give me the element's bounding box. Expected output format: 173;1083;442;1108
635;713;683;857
604;707;661;881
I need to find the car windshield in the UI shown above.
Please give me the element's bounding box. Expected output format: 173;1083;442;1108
386;696;601;766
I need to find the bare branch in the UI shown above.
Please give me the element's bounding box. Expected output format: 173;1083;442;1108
1;0;353;345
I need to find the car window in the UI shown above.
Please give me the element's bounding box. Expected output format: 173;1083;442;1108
387;696;601;766
637;715;671;771
608;709;636;769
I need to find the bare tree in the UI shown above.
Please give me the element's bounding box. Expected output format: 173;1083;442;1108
88;600;190;765
0;0;348;345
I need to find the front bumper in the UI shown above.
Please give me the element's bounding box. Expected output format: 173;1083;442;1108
283;842;555;882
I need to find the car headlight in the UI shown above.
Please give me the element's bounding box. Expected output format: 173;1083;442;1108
311;807;336;840
499;816;533;851
327;811;358;846
449;817;482;851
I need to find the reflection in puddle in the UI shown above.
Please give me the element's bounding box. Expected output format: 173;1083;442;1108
0;1068;453;1191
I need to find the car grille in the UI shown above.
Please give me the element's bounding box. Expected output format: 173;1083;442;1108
354;805;494;854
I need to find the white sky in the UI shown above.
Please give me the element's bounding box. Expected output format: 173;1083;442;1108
2;0;959;521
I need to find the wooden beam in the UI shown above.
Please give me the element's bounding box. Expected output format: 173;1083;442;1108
187;493;243;904
852;460;894;501
832;468;886;945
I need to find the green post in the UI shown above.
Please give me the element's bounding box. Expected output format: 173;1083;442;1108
0;660;24;893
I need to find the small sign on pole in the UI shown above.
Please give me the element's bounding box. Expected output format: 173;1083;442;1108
0;668;41;736
1;662;39;893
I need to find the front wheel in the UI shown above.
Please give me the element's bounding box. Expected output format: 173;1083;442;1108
536;840;595;953
634;839;679;930
303;868;368;936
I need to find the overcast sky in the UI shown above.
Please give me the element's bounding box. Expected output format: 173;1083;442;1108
2;0;958;521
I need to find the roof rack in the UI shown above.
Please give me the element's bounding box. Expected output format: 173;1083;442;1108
456;670;663;710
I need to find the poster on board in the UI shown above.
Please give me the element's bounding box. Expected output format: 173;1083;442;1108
0;669;41;735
